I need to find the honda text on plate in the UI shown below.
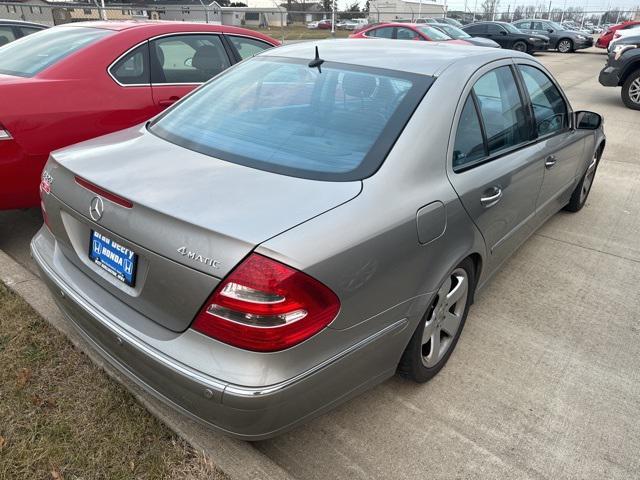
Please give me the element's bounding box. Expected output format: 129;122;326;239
32;40;605;440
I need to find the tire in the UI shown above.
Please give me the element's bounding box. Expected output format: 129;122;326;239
564;147;601;212
398;258;476;383
621;69;640;110
557;38;573;53
513;40;528;53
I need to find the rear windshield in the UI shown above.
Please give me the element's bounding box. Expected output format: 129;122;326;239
0;27;112;77
150;57;432;181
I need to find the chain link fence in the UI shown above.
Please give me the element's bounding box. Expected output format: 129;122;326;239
1;2;638;42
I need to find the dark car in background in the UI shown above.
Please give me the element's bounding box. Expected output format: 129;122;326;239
463;21;549;54
0;19;47;46
599;37;640;109
513;19;593;53
432;23;500;47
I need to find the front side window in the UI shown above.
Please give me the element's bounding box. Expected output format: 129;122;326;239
19;26;43;37
532;22;545;31
518;65;568;136
472;66;529;156
453;96;486;169
0;26;16;46
110;44;149;85
150;34;230;84
228;35;272;59
0;27;112;77
396;27;421;40
150;57;432;181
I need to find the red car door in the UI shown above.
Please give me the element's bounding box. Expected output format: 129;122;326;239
149;33;232;109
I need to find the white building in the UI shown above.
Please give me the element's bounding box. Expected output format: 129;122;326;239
368;0;445;22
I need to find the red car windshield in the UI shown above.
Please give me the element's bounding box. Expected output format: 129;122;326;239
0;26;112;77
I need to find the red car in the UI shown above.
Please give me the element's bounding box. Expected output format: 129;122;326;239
596;20;640;49
0;21;279;210
349;23;472;45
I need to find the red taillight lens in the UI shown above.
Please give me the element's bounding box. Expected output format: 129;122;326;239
192;253;340;352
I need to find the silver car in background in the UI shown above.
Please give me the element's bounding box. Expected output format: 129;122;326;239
32;40;605;440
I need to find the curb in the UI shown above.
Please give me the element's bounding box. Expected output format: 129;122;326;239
0;247;294;480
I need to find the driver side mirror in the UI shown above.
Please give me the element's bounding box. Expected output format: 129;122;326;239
184;57;193;68
575;110;602;130
499;30;507;35
547;29;554;33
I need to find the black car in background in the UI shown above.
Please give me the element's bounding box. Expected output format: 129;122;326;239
432;23;501;48
462;21;549;54
512;19;594;53
0;19;47;46
599;36;640;109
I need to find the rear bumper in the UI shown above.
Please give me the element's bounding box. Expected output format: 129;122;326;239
31;227;408;440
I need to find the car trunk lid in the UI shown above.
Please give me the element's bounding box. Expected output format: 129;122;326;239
44;125;361;332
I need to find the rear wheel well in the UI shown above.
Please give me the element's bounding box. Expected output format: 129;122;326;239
619;63;640;86
467;253;482;304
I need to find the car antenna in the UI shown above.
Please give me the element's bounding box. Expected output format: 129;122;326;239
308;46;324;73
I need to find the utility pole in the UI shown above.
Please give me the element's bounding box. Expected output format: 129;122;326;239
472;0;477;21
331;0;335;36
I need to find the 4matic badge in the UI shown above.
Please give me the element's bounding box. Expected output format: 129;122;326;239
177;246;221;269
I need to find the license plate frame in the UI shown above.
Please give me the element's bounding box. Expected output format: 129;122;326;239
88;230;138;287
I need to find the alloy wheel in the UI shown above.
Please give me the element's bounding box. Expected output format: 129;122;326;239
421;268;469;368
580;154;598;204
514;42;527;52
629;77;640;105
558;40;572;53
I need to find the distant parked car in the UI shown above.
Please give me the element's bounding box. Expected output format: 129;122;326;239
599;36;640;109
432;23;500;47
512;19;594;53
350;23;472;45
316;19;333;29
608;24;640;51
596;20;640;49
463;21;549;54
0;21;279;210
436;17;464;28
336;20;361;30
0;19;47;46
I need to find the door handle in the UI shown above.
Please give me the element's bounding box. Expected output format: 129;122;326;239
159;96;180;107
545;155;557;169
480;187;503;208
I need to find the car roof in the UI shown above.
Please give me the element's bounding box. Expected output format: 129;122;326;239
0;18;47;27
262;39;528;77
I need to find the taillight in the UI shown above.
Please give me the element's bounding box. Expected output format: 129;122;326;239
192;253;340;352
0;122;12;141
39;172;52;230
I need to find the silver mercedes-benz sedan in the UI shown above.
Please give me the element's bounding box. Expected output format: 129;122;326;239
32;40;605;440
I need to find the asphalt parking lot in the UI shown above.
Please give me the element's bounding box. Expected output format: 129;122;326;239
1;46;639;479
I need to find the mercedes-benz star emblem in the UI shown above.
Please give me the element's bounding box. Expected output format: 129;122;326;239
89;196;104;222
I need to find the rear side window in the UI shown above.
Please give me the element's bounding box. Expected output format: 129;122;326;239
465;24;486;34
150;57;432;181
453;96;486;168
472;66;529;156
0;27;112;77
0;26;17;46
518;65;568;136
110;44;149;85
228;35;273;59
368;27;393;38
19;26;43;37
